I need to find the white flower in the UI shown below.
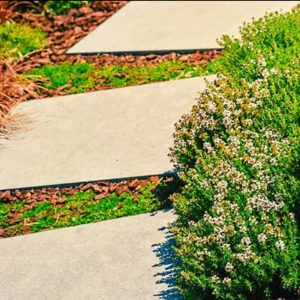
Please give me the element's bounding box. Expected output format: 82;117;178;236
262;69;270;77
230;137;240;147
211;275;219;283
289;213;295;221
256;100;263;107
241;237;251;246
258;59;267;67
213;136;222;145
219;180;228;189
236;98;244;105
233;109;242;116
264;129;277;140
222;243;231;250
275;240;285;251
223;110;231;117
244;119;253;126
223;277;232;284
188;220;197;227
240;226;247;233
223;117;232;127
225;263;234;272
207;101;217;112
203;142;214;153
258;233;267;244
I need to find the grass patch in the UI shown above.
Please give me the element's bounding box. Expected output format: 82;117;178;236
0;180;175;237
0;22;47;60
27;59;221;94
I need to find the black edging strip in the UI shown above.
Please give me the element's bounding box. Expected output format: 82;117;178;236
66;48;223;56
1;171;178;192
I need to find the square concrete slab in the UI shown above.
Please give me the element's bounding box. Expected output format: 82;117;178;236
67;1;296;54
0;210;181;300
0;76;214;190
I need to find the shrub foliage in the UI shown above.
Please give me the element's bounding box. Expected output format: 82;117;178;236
170;6;300;300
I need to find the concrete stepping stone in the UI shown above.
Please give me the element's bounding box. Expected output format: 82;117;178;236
67;1;295;55
0;76;214;190
0;210;181;300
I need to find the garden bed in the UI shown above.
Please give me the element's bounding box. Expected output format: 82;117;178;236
0;175;179;238
0;0;220;132
26;58;220;95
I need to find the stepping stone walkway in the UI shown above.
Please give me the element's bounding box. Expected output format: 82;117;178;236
67;1;295;55
2;3;296;299
0;76;214;190
0;210;181;300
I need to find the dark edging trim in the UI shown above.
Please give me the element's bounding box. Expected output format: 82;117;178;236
66;48;223;56
1;171;178;192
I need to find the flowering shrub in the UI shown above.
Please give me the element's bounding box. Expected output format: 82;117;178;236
170;6;300;300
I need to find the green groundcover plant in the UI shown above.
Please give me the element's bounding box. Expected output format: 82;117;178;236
26;59;220;94
0;182;167;236
0;22;47;60
170;6;300;300
44;1;91;15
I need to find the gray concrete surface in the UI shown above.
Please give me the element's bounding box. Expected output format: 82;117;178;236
67;1;296;54
0;76;214;190
0;210;181;300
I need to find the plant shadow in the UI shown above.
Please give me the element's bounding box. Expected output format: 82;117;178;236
152;222;183;300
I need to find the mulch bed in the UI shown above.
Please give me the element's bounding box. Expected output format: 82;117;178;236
1;0;221;103
10;1;220;71
0;175;177;238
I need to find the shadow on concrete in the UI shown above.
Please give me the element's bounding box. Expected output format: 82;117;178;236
152;221;183;300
